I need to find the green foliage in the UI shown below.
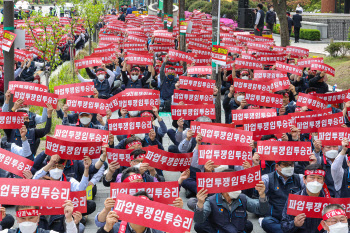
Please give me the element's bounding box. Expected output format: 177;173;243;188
188;1;210;12
190;0;239;20
348;27;350;41
185;0;198;11
273;24;320;41
325;42;350;57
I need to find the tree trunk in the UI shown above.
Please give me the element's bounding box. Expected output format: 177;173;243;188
211;0;221;123
166;0;173;32
272;0;289;47
89;31;92;55
163;0;168;29
178;0;186;70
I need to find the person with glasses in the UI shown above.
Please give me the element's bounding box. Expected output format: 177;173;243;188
320;204;349;233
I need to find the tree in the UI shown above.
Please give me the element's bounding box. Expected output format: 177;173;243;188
212;0;221;123
272;0;289;47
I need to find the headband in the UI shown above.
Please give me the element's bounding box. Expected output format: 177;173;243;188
16;209;39;218
139;195;148;200
309;91;316;95
96;70;106;75
141;112;153;118
129;153;145;161
304;169;326;177
295;107;301;112
323;209;346;221
241;71;249;75
123;174;142;183
126;141;141;149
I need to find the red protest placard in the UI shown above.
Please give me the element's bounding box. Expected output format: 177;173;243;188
242;115;293;137
106;148;132;167
0;178;70;207
286;46;309;58
165;65;184;75
227;46;244;54
94;45;119;53
118;89;160;97
54;125;109;144
45;136;103;160
193;56;211;66
171;104;216;120
275;61;303;76
318;127;350;146
9;81;48;94
0;112;24;129
66;96;109;114
99;36;123;43
297;93;328;110
14;49;31;62
259;55;287;65
108;95;159;112
111;182;179;205
179;76;215;91
246;41;271;51
173;90;213;104
296;112;344;134
39;191;87;215
244;90;283;108
125;54;153;65
198;145;252;165
311;62;335;76
197;166;261;193
2;31;17;52
234;79;272;93
187;66;212;75
286;194;350;218
75;57;103;70
315;89;350;104
54;82;95;99
149;44;174;53
143;147;192;172
234;58;263;70
13;88;58;109
269;77;291;92
232;109;277;125
297;58;324;68
254;70;288;81
257;141;312;161
108;117;152;135
200;123;253;146
190;47;212;57
87;52;117;64
289;108;333;124
113;193;193;233
0;148;34;178
168;49;194;64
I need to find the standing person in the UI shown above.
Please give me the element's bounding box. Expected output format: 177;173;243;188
287;12;294;38
296;4;303;14
254;3;265;36
293;10;302;43
118;11;125;22
266;5;276;34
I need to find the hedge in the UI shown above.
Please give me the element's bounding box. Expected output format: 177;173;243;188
325;42;350;57
273;24;321;41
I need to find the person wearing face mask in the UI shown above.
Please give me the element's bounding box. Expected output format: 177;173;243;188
1;203;77;233
266;5;276;34
276;90;297;116
309;71;329;94
320;204;349;233
120;59;153;89
223;85;248;123
281;164;329;233
62;107;109;130
190;169;268;233
75;64;115;99
0;205;15;230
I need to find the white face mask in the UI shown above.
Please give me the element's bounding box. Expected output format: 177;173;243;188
270;8;274;11
214;165;229;173
18;221;38;233
128;111;140;117
241;75;249;80
80;116;91;125
49;168;63;180
228;190;241;199
327;222;349;233
133;163;141;169
131;75;139;81
306;181;323;194
135;133;145;140
281;166;294;177
237;95;245;103
98;74;105;81
0;71;3;76
325;150;338;159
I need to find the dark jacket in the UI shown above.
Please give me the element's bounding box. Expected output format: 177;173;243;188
266;10;276;24
287;17;294;30
97;222;164;233
308;75;329;93
257;9;265;27
293;14;302;28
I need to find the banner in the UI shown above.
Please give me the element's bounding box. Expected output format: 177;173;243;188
142;147;192;172
212;45;228;65
125;54;153;65
149;44;174;53
0;112;25;129
173;90;213;104
318;127;350;146
242;115;293;137
227;46;244;54
118;89;160;97
171;104;216;120
198;145;252;165
2;30;17;52
66;96;109;114
108;117;153;135
165;65;184;75
254;70;288;81
54;82;95;99
45;136;103;160
200;123;253;145
286;194;350;218
275;61;303;76
113;193;193;233
0;148;34;178
0;178;70;207
13;88;58;109
187;66;212;75
296;112;344;134
106;148;132;167
310;62;336;76
232;109;277;125
111;182;179;205
54;125;109;144
197;166;261;193
9;81;48;94
259;55;287;65
270;77;291;92
179;76;215;91
234;79;272;93
244;90;283;108
87;52;117;64
297;93;328;110
75;58;103;70
257;141;312;161
168;49;194;64
286;46;309;58
108;95;159;112
39;191;87;215
246;42;271;51
297;58;324;68
315;89;350;104
234;58;263;70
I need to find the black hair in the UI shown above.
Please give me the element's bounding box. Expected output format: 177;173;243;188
131;67;139;72
305;87;317;94
261;135;278;141
125;136;142;146
133;190;153;201
222;168;235;172
130;149;146;159
46;155;66;165
257;3;263;9
121;167;141;182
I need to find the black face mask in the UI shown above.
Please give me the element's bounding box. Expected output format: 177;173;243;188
24;121;30;129
140;67;146;72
